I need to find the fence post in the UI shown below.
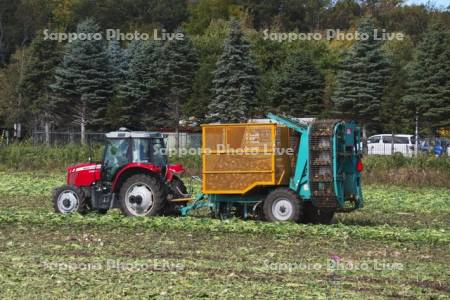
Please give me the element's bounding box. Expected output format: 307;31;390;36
415;112;419;157
44;122;50;146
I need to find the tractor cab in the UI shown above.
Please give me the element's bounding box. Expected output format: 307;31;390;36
53;128;188;216
102;129;168;183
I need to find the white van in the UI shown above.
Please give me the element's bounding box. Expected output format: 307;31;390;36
366;134;416;156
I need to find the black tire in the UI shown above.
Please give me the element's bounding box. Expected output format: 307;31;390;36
303;202;335;224
53;185;87;214
233;203;245;219
119;174;166;217
263;188;302;222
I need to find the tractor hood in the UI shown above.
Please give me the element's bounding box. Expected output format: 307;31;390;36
67;162;100;173
66;162;102;186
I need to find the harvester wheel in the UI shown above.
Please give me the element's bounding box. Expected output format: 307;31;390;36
53;185;87;214
119;174;166;217
263;188;302;222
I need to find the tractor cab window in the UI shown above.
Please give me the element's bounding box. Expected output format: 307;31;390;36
151;138;168;167
132;138;167;167
103;138;130;182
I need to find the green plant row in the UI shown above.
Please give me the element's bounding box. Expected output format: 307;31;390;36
0;210;448;245
1;142;449;186
0;141;104;172
363;154;450;172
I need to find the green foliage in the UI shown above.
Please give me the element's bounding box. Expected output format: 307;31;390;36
380;37;415;133
1;170;449;245
150;0;189;31
19;32;62;127
184;0;240;35
363;154;450;187
403;21;450;130
332;18;391;126
51;19;114;133
186;20;230;120
0;142;103;172
208;20;259;122
1;142;450;188
104;40;128;130
0;49;30;126
0;172;64;197
116;40;165;129
0;213;448;298
269;51;325;117
162;28;198;126
1;1;449;135
106;40;128;86
0;167;449;299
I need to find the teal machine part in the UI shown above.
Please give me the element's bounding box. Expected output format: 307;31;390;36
267;113;363;210
180;113;363;217
179;193;214;216
266;113;312;199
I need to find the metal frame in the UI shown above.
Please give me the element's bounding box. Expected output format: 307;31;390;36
201;123;277;194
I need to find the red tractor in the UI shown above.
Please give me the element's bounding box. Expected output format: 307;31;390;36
53;128;189;216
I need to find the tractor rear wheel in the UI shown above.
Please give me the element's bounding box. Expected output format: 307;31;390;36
119;174;166;217
53;185;87;214
263;188;302;222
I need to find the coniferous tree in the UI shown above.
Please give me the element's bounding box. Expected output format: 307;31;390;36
107;40;128;86
208;20;259;122
332;18;390;138
117;40;166;129
19;32;62;144
184;19;229;121
51;19;113;143
269;51;325;117
162;28;198;134
380;38;414;135
403;22;450;131
105;40;128;130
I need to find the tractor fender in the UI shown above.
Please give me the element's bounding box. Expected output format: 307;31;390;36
111;164;162;193
166;164;185;182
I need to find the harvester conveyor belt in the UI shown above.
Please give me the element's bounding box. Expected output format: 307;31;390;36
309;119;341;208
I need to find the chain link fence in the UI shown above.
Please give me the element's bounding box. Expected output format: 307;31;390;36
32;131;106;145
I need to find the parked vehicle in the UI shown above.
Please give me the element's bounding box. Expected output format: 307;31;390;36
366;134;416;156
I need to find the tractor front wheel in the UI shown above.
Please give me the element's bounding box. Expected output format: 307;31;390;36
119;174;166;217
263;188;302;222
53;185;86;214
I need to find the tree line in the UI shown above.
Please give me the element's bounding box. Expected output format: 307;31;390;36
0;0;449;143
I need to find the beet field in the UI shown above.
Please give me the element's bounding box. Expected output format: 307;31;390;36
0;171;449;299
